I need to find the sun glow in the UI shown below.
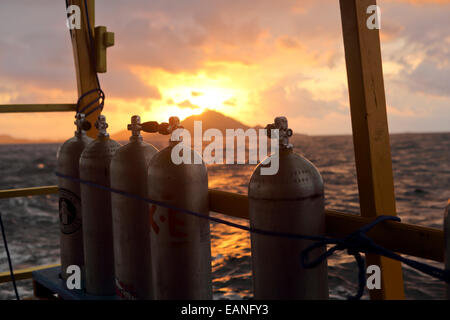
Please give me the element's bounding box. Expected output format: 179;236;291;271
134;67;251;122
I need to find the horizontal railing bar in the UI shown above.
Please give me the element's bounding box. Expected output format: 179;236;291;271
208;189;444;263
0;104;77;113
0;186;443;263
0;264;60;284
0;186;58;199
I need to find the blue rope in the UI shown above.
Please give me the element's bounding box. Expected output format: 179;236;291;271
0;212;20;300
302;214;450;299
55;171;450;299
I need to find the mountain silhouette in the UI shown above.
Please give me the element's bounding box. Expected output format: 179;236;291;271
111;109;261;148
181;109;250;133
0;110;307;146
0;134;54;144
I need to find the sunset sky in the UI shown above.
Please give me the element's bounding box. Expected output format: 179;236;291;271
0;0;449;140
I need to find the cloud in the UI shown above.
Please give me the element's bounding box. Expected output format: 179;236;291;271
191;91;203;97
380;21;405;42
177;100;200;109
0;0;449;139
385;0;450;4
379;1;450;99
259;76;346;119
399;60;450;97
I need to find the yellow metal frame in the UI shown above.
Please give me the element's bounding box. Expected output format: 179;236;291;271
0;0;442;299
0;104;76;113
340;0;405;299
0;264;59;284
0;186;58;199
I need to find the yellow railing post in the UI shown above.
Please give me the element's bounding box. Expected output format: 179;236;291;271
68;0;100;138
339;0;405;299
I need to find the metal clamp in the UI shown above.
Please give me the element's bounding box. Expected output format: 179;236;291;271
139;116;183;141
95;26;115;73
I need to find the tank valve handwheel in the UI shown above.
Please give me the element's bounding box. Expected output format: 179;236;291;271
140;121;159;133
141;116;183;136
265;116;293;148
95;115;109;137
74;113;92;133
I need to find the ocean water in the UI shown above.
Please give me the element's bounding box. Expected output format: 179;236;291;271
0;133;449;300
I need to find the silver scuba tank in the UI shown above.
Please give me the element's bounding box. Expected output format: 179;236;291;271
147;116;212;299
57;113;92;280
110;115;158;299
79;115;121;295
248;116;329;299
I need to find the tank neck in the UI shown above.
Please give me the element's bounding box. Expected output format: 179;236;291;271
169;139;181;147
74;130;85;138
97;135;110;141
279;146;293;154
74;113;87;138
130;135;143;143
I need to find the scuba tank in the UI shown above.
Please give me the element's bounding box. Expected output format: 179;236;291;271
147;116;212;299
110;115;158;299
248;116;329;299
79;115;121;295
57;113;92;280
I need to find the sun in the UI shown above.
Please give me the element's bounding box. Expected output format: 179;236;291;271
143;85;236;122
189;87;235;110
134;67;251;123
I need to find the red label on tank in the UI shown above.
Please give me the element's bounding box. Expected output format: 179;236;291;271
149;204;160;234
168;209;187;238
149;204;188;238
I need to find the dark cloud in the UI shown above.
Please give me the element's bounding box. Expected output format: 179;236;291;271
401;61;450;97
223;98;237;106
177;100;200;109
0;2;76;93
277;36;302;50
101;70;161;100
379;2;450;97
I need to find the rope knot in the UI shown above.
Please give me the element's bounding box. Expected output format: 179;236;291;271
301;215;401;300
